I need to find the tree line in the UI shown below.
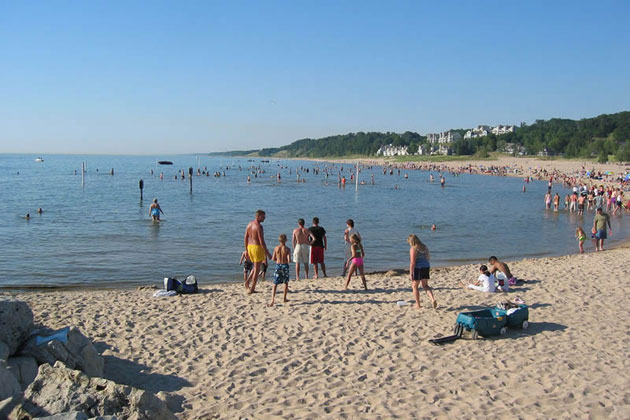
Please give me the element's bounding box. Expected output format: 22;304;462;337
228;111;630;162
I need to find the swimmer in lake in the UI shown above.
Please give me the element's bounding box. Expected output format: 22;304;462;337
149;198;164;221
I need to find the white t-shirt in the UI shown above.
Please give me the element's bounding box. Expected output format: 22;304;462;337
468;273;496;293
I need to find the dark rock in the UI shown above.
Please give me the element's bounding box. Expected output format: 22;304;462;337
7;356;39;390
0;298;34;355
0;361;22;401
0;340;9;361
20;327;104;377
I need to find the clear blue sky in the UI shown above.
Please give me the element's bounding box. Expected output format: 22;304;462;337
1;0;629;154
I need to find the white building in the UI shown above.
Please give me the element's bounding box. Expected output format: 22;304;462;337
426;131;462;144
504;143;527;156
437;145;452;156
376;144;409;156
491;125;516;136
417;144;430;155
464;125;491;139
464;124;516;139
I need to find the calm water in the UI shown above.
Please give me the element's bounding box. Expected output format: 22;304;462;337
1;154;628;289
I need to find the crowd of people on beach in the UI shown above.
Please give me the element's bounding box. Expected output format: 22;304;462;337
239;209;524;309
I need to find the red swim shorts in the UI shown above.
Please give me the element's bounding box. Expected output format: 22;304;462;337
310;246;325;264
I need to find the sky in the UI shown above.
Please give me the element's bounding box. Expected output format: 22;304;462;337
1;0;629;155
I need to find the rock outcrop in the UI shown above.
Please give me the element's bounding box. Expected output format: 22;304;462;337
0;340;9;361
0;361;22;401
0;298;34;355
9;362;176;420
7;356;39;390
21;327;104;378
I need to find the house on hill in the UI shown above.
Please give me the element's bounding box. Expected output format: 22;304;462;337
376;144;409;156
426;131;461;144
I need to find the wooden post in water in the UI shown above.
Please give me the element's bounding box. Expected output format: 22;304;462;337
139;179;144;201
355;161;359;191
81;162;85;187
188;167;193;194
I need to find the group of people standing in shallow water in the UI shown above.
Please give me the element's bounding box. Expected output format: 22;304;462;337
542;178;621;254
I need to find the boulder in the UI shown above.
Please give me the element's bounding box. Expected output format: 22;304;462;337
0;361;22;401
7;356;39;390
21;327;104;377
0;395;24;419
34;414;118;420
0;340;9;361
0;298;34;355
34;413;88;420
9;362;176;420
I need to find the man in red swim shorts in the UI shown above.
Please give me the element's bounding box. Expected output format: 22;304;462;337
308;217;327;278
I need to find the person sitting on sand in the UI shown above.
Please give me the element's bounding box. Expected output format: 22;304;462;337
269;234;291;307
488;256;516;291
462;265;496;293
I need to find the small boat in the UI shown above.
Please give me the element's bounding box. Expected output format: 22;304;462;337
35;157;44;162
157;160;173;165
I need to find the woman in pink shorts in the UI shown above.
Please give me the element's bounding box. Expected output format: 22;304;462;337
344;234;367;290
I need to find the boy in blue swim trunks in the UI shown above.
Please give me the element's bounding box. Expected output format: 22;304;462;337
239;250;253;285
268;234;291;307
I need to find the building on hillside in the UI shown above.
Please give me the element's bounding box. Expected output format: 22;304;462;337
491;125;516;136
426;131;462;144
376;144;409;156
464;125;491;139
437;145;452;156
417;144;430;155
503;143;528;156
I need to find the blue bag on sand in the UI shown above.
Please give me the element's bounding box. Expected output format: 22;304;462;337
164;275;198;294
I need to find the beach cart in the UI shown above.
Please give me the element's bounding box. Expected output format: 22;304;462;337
454;308;507;339
494;304;529;329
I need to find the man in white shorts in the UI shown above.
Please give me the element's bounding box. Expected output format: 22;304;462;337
292;218;314;280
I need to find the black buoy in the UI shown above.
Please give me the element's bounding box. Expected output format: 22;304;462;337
188;167;193;194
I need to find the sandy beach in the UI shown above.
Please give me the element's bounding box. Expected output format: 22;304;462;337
4;242;630;419
321;155;630;187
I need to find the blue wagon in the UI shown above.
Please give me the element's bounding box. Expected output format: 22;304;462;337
455;308;507;339
495;304;529;329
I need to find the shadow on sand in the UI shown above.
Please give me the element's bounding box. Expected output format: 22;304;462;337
102;355;191;395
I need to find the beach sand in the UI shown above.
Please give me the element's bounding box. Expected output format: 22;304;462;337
322;155;630;186
5;244;630;419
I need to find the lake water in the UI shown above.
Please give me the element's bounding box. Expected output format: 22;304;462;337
1;154;628;289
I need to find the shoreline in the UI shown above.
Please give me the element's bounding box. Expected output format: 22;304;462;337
295;155;630;188
4;238;629;293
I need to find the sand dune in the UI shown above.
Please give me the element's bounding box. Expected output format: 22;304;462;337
6;245;630;419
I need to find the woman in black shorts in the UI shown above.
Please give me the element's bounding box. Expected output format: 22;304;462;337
407;234;438;310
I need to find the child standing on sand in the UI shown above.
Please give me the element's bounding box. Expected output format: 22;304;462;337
344;234;367;290
407;234;437;310
239;250;253;284
576;227;586;253
268;234;291;307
